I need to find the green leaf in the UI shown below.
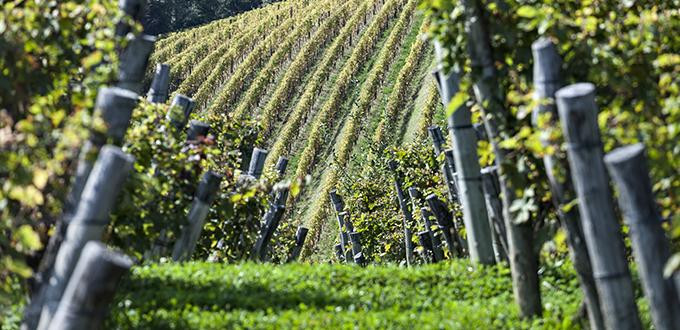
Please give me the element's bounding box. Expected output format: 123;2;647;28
446;90;469;116
517;6;539;18
15;225;43;252
664;253;680;278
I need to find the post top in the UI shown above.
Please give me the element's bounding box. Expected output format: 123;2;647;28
531;37;554;51
480;166;498;175
603;143;645;166
98;86;139;102
555;83;595;100
100;145;136;164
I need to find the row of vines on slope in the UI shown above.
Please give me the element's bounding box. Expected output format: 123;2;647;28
230;0;357;121
169;2;297;96
289;0;406;199
300;11;427;259
201;1;335;114
261;0;377;166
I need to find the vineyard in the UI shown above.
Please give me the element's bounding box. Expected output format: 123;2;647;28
2;0;678;329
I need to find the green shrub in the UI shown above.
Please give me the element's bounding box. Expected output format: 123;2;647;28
107;260;619;329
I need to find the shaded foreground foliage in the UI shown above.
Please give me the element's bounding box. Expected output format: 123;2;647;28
105;260;648;329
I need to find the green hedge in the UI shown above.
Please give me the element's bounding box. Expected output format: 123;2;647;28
106;260;648;329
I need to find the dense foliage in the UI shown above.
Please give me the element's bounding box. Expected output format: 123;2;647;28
0;0;120;306
107;260;625;329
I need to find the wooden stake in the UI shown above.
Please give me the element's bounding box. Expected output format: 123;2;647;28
433;42;495;265
532;38;603;329
172;171;223;262
47;242;133;330
36;146;134;330
556;82;641;329
605;144;680;330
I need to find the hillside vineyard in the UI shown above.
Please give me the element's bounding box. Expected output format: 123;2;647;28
148;0;439;261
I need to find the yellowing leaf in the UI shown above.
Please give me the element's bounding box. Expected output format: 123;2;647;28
446;90;469;116
517;6;539;18
33;168;49;189
82;50;103;69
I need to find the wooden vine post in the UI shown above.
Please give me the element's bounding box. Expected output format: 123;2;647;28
531;38;603;329
329;190;349;262
47;242;133;330
459;0;541;316
36;146;135;330
172;171;223;262
388;161;414;266
604;144;680;330
426;194;462;258
147;63;171;103
167;95;196;131
479;166;508;263
287;227;309;262
432;41;495;265
556;82;641;329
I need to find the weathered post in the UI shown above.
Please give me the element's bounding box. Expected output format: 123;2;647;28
556;82;641;329
427;126;446;157
115;0;147;36
186;120;210;142
36;146;135;330
275;156;289;177
457;0;541;315
287;227;309;262
349;232;365;265
47;242;133;330
172;171;223;262
426;194;462;258
432;41;495;265
339;211;354;262
252;204;286;262
118;34;155;94
388;161;414;266
247;148;268;179
147;63;171;103
532;38;603;329
417;231;435;263
442;149;460;202
479;166;508;263
605;144;680;330
419;207;444;262
329;190;348;262
167;95;195;131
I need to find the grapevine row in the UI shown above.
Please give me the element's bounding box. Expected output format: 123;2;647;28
193;10;305;111
415;80;440;140
298;0;420;258
170;3;302;100
169;2;300;95
372;19;429;145
230;0;357;121
290;0;405;194
261;0;377;170
201;2;334;114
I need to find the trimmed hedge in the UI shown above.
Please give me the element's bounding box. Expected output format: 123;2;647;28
105;260;637;329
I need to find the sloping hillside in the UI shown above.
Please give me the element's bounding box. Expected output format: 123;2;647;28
148;0;442;262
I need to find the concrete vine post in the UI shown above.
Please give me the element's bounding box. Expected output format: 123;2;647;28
426;194;462;258
340;211;355;262
147;63;171;103
172;171;223;262
556;82;641;329
432;41;495;265
479;166;508;263
417;231;435;263
33;88;138;299
419;208;444;262
604;144;680;330
458;0;541;316
531;38;603;329
329;190;348;262
115;0;147;37
36;146;135;330
287;227;309;262
247;148;269;179
349;232;365;266
167;95;195;131
47;242;133;330
186;120;210;142
388;161;414;266
117;34;156;94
